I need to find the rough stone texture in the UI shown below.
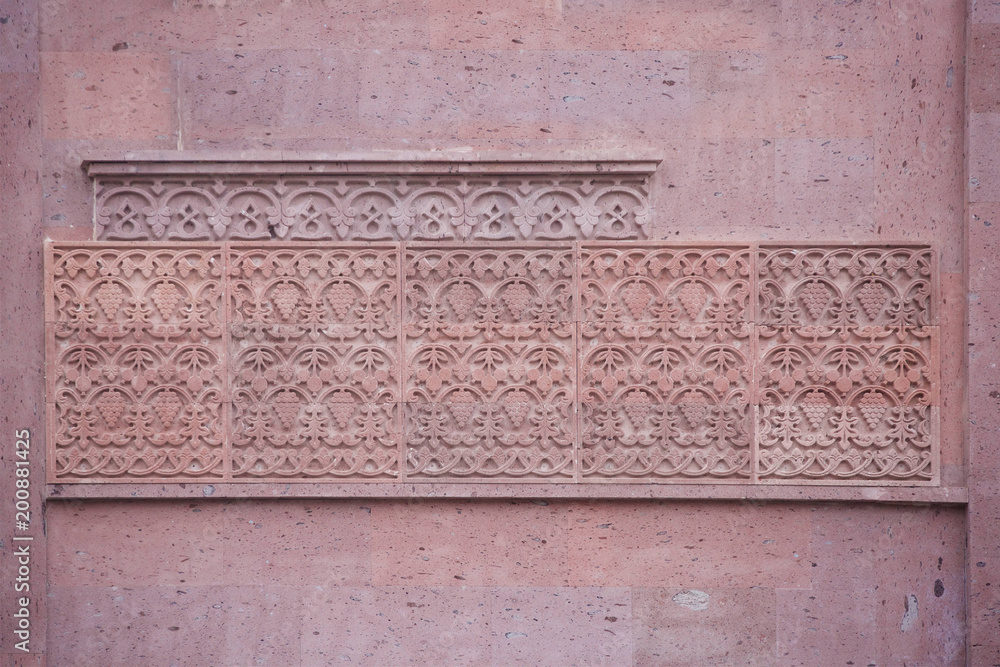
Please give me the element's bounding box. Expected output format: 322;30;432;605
968;0;1000;660
42;499;967;665
0;0;46;658
633;587;776;665
0;0;989;662
40;52;174;141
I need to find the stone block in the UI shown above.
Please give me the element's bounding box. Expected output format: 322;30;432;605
565;501;811;588
370;500;570;586
773;138;875;237
772;50;876;139
216;501;372;586
301;585;492;665
970;113;1000;203
489;587;632;666
357;50;549;140
177;49;358;143
0;0;38;73
47;584;302;665
40;52;174;141
971;23;1000;112
624;0;781;51
547;51;690;139
778;0;877;50
776;588;879;664
688;51;773;139
632;586;776;665
47;500;228;586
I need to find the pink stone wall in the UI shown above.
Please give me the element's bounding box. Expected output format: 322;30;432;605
45;500;967;665
1;0;992;663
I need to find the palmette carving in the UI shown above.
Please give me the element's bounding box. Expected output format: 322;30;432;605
758;246;933;330
48;246;226;478
46;241;939;486
228;246;401;478
579;246;753;479
757;247;937;482
404;247;576;478
95;173;652;242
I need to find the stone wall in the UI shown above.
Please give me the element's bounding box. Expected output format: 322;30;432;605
1;0;993;664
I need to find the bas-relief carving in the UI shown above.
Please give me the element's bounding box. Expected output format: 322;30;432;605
755;247;937;483
47;246;227;478
41;159;937;485
578;246;754;480
228;246;401;478
93;173;652;243
404;246;576;479
46;241;938;486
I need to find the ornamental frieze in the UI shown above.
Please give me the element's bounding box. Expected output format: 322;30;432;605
46;240;937;485
88;161;655;242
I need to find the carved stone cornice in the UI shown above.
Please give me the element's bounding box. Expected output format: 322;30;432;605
87;159;658;243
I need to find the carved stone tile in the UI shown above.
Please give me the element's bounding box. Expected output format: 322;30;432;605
403;246;576;479
757;246;934;329
46;244;226;479
227;245;401;478
578;245;753;480
756;246;938;483
90;164;653;243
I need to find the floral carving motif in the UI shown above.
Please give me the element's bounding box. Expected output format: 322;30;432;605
756;246;937;482
579;245;753;480
47;241;938;485
48;245;226;479
93;168;652;242
228;245;401;478
404;247;576;479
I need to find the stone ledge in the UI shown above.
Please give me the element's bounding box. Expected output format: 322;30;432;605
45;482;969;504
81;149;664;168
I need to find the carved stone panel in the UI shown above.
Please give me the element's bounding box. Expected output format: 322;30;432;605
403;246;577;479
578;245;754;480
46;238;939;487
46;244;227;479
756;246;938;483
227;245;401;479
90;162;654;243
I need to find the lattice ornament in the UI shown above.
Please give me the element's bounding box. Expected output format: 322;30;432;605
46;242;938;485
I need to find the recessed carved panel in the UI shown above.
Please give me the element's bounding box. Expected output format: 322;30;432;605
756;247;937;483
47;245;226;479
578;245;753;480
228;245;401;478
403;246;576;479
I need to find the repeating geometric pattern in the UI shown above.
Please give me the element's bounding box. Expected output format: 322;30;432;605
46;242;939;486
403;246;576;479
578;245;753;479
756;246;937;482
93;171;652;243
47;245;226;479
228;245;401;478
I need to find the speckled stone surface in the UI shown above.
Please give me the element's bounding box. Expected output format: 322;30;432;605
43;499;968;665
1;0;995;662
